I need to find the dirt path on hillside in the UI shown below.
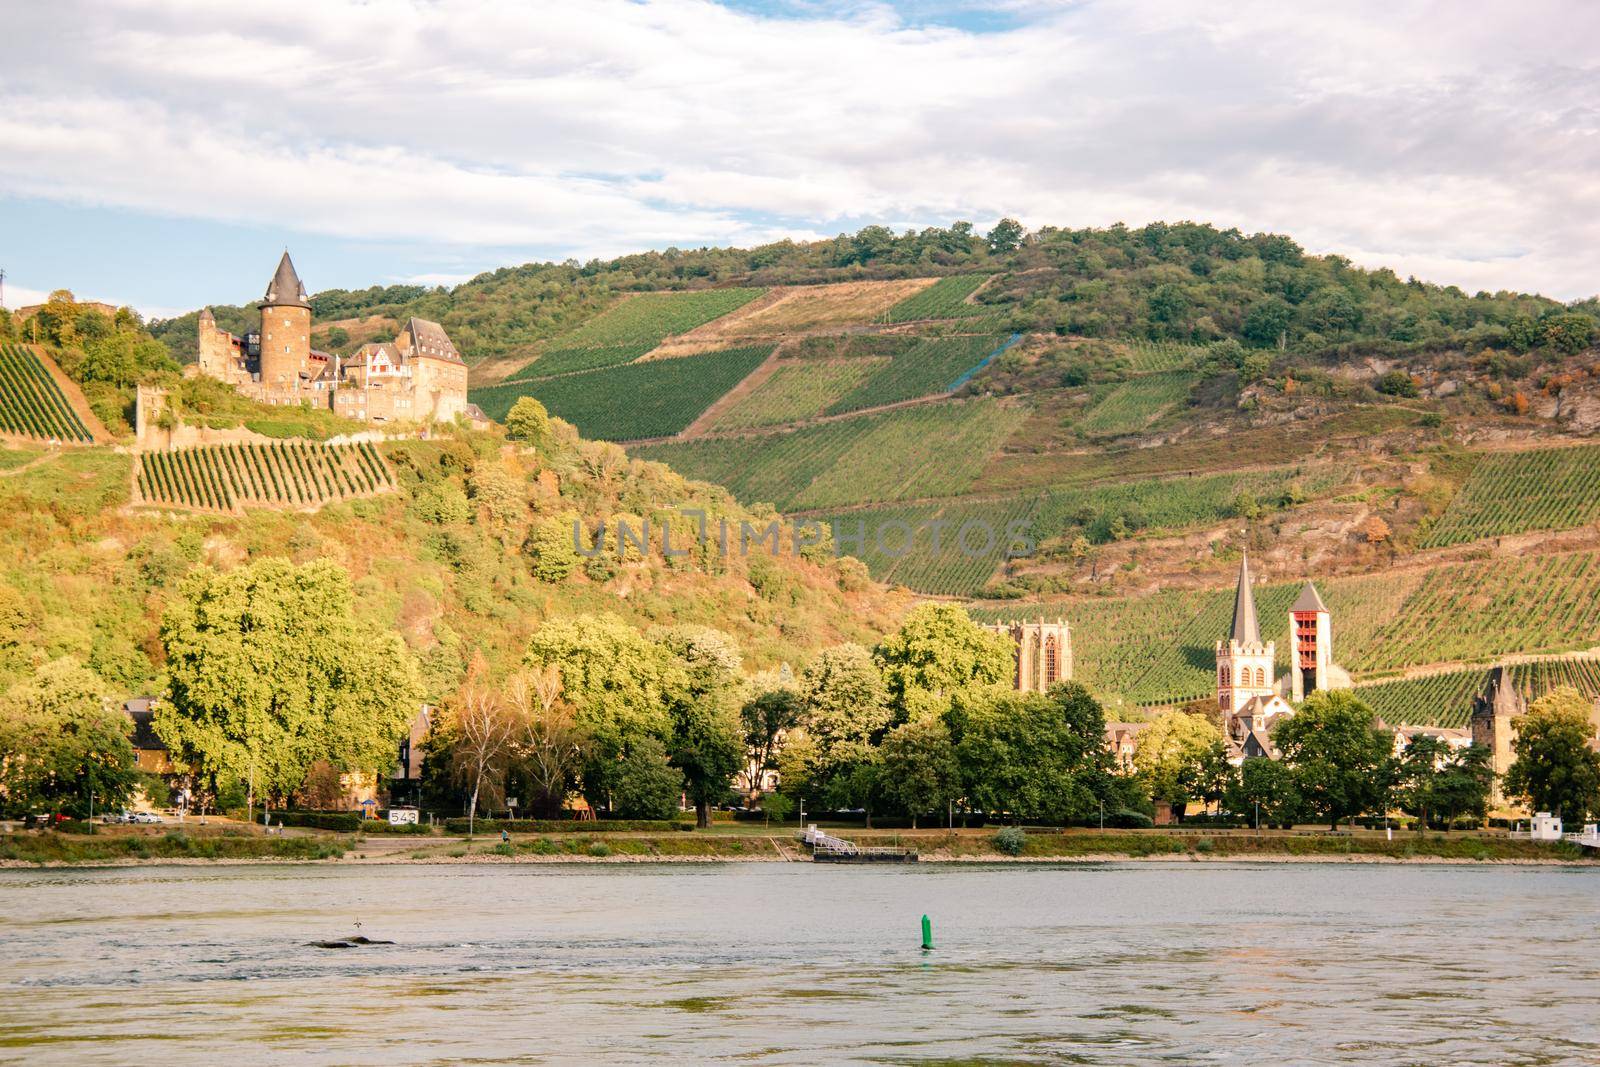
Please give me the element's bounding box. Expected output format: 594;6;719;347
676;346;785;437
0;450;60;477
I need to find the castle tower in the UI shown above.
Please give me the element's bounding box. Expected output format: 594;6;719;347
1289;581;1332;702
257;251;312;388
984;617;1072;692
1216;552;1275;715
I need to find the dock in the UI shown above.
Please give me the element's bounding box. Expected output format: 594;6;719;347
798;825;918;863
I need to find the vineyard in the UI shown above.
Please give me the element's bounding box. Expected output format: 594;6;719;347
708;359;886;430
1121;341;1204;374
0;343;94;443
821;495;1039;596
969;550;1600;708
135;442;394;513
823;334;1008;414
552;288;765;349
1074;372;1195;436
509;342;656;381
473;345;772;439
1353;656;1600;729
1421;444;1600;547
1029;463;1352;545
633;399;1026;510
885;275;995;322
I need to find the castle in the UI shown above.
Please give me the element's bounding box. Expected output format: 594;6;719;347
190;252;471;426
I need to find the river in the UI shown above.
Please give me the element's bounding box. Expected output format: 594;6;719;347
1;861;1596;1064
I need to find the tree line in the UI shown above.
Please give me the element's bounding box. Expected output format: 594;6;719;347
3;560;1598;830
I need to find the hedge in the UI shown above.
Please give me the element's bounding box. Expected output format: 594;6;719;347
443;817;691;834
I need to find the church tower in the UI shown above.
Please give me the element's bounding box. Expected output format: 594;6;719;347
1216;552;1275;715
258;251;312;388
1289;581;1332;702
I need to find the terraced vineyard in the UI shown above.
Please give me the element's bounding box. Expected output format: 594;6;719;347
0;343;93;443
1352;670;1487;729
1029;464;1352;544
553;288;765;349
1421;444;1600;547
1353;656;1600;729
821;495;1040;596
135;442;394;513
824;334;1008;414
708;359;885;430
509;342;656;381
885;275;995;322
474;345;772;439
633;399;1025;510
1075;372;1195;436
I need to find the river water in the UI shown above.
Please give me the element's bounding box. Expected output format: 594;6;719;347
1;861;1596;1065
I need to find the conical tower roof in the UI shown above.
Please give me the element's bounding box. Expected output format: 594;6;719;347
1291;580;1328;613
260;251;310;309
1230;551;1260;645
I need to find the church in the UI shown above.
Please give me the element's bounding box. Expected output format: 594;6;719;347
190;252;472;426
1215;552;1348;760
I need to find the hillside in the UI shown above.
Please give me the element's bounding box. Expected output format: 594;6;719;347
0;410;909;710
131;221;1600;728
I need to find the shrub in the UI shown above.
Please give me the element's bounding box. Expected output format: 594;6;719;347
1376;369;1419;397
1106;809;1155;829
587;841;612;857
993;825;1028;856
1193;837;1215;853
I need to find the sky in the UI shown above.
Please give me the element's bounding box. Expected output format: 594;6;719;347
2;0;1597;319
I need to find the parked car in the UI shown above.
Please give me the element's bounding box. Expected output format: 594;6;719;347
130;811;164;824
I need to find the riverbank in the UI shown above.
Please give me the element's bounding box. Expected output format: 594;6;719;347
3;828;1594;868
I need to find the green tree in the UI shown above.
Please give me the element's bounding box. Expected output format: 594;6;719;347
0;658;136;818
524;613;678;808
947;682;1110;824
1503;687;1600;821
524;512;581;582
789;643;892;815
1541;313;1596;355
987;217;1026;254
1505;316;1541;352
156;559;425;820
1304;287;1363;338
877;716;959;828
1222;756;1302;828
611;736;683;819
1396;738;1494;831
1273;690;1394;830
874;604;1011;724
1242;298;1292;348
653;625;746;827
741;686;801;800
505;396;554;449
1132;710;1224;821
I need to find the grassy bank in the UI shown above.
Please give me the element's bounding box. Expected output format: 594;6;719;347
0;831;346;866
920;829;1594;863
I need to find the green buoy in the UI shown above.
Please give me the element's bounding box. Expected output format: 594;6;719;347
921;914;933;951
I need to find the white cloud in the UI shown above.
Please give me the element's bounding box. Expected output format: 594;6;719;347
3;0;1599;297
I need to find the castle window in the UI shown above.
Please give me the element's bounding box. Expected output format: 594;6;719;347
1220;665;1231;686
1045;635;1059;683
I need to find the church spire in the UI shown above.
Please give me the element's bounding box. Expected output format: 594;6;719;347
261;250;310;309
1231;551;1260;645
